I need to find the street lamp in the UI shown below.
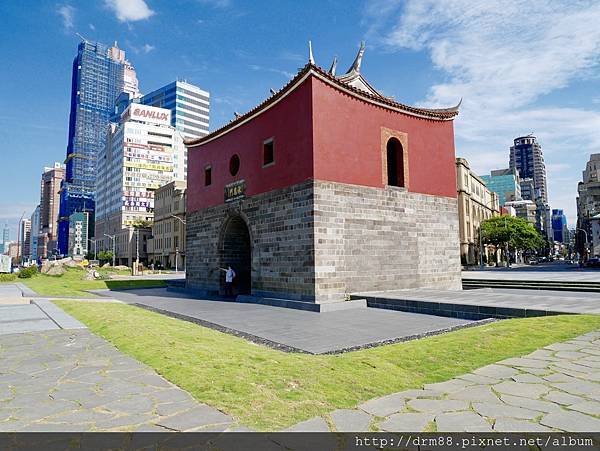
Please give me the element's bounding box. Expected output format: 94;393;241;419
88;238;97;261
169;214;186;273
103;233;116;267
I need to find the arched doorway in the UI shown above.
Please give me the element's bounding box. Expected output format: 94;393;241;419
386;137;404;187
220;216;252;295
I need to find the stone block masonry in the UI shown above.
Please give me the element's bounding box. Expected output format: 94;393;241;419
186;180;316;300
186;179;461;303
313;181;461;301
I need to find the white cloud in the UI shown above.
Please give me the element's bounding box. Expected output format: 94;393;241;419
57;4;75;30
142;43;155;53
89;23;96;31
366;0;600;224
104;0;154;22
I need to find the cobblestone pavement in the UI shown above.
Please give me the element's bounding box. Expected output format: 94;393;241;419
286;330;600;432
0;329;242;432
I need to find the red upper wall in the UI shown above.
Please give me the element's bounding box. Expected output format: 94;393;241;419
311;77;457;198
187;72;457;213
187;79;314;213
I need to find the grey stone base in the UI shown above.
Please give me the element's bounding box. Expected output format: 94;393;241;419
236;295;367;312
358;294;572;320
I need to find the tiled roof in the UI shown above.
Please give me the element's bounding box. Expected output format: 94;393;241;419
185;63;460;147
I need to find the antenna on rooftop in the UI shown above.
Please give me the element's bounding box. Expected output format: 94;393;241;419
75;32;88;43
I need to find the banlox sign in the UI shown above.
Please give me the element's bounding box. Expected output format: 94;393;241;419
132;108;169;122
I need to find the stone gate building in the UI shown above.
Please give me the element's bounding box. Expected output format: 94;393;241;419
185;43;462;304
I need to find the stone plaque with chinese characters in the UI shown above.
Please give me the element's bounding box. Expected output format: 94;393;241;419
224;180;246;202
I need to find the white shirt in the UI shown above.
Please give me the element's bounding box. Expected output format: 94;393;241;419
225;268;236;283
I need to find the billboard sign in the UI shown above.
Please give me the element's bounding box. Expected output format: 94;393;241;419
125;104;171;126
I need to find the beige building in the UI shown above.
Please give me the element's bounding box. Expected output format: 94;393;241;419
504;200;537;226
456;158;500;266
147;181;186;270
38;163;65;259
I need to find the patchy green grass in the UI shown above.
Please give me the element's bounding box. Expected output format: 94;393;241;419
22;268;166;297
0;273;17;283
54;300;600;430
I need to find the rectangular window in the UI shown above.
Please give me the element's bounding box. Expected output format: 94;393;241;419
263;139;274;166
205;166;212;186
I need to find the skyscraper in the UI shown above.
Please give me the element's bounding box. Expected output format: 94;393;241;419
19;219;31;262
551;209;568;243
509;135;551;240
140;80;209;140
30;205;40;262
509;135;548;203
57;39;139;255
0;223;9;254
39;163;65;259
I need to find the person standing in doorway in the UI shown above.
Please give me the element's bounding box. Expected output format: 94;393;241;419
219;265;236;297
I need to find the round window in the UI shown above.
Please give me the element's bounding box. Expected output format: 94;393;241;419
229;154;240;176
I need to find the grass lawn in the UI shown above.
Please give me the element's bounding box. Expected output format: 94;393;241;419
54;300;600;430
22;268;167;297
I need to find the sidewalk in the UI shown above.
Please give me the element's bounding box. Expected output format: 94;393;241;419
286;329;600;432
0;328;243;432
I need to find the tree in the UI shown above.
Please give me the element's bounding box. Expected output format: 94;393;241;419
98;251;114;264
481;215;544;261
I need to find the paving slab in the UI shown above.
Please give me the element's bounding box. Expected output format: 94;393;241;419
435;411;492;432
358;393;407;417
379;413;434;432
500;394;562;413
0;300;83;336
493;418;553;432
472;402;541;420
0;329;234;432
567;400;600;416
287;328;600;432
540;411;600;431
106;288;474;354
283;417;329;432
330;409;371;432
493;381;551;398
407;399;469;413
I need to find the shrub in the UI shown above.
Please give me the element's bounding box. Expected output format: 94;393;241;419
18;266;38;279
0;273;17;282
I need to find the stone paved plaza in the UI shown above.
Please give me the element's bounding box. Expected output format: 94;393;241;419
0;329;242;432
103;288;473;354
286;329;600;432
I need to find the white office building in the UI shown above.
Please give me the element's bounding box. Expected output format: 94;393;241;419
140;80;209;140
95;103;186;266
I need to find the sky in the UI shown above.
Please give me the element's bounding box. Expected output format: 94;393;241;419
1;0;599;240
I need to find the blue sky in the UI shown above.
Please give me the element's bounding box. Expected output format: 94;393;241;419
1;0;600;240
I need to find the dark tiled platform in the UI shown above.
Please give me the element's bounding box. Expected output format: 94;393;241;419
356;288;600;320
102;289;475;354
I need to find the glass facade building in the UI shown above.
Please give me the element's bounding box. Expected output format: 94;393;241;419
57;40;139;255
140;81;209;140
480;168;521;206
552;209;568;243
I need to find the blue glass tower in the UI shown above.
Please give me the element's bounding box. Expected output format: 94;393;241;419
57;40;138;254
552;209;568;243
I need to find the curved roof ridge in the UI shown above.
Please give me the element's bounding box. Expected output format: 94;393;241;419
185;63;460;147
